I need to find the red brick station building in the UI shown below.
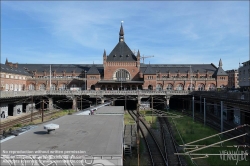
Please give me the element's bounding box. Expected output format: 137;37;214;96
1;24;228;92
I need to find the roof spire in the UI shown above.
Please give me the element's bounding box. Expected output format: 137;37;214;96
219;58;222;67
5;58;8;64
103;49;106;57
119;21;124;42
137;50;140;57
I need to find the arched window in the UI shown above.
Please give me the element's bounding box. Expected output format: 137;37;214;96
107;85;112;90
14;84;18;91
166;84;173;91
10;84;14;91
113;69;130;81
209;84;216;91
28;84;35;90
18;84;22;91
60;84;67;90
148;85;153;90
188;84;195;91
198;84;205;91
156;84;163;91
91;85;95;90
39;84;46;90
101;85;105;90
176;84;184;91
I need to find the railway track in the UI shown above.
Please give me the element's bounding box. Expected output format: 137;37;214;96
128;110;168;166
153;110;184;166
0;110;59;134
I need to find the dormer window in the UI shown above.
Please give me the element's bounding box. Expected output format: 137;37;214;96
126;54;130;57
113;54;116;57
120;55;123;57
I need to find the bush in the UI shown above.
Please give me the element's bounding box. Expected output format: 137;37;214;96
13;124;22;127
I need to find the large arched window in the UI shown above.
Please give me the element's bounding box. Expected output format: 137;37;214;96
113;69;130;81
156;84;163;91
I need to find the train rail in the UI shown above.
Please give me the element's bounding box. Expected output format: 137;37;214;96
153;110;184;166
128;110;168;166
0;110;59;134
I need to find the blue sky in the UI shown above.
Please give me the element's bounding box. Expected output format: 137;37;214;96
1;1;249;70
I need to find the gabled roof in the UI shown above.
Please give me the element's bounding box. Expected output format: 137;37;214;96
212;67;228;77
106;23;137;62
87;65;100;75
106;41;137;61
212;59;228;77
144;65;155;75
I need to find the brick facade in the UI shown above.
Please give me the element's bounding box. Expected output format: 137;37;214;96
1;24;228;91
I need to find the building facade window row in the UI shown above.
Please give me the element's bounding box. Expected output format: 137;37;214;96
1;74;26;80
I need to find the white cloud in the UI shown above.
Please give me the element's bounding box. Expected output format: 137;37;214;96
1;1;249;71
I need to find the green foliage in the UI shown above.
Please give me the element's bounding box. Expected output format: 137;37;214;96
124;113;135;124
168;110;249;166
13;123;22;127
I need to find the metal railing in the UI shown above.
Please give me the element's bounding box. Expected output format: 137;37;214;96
0;90;191;98
191;91;250;102
1;90;249;102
